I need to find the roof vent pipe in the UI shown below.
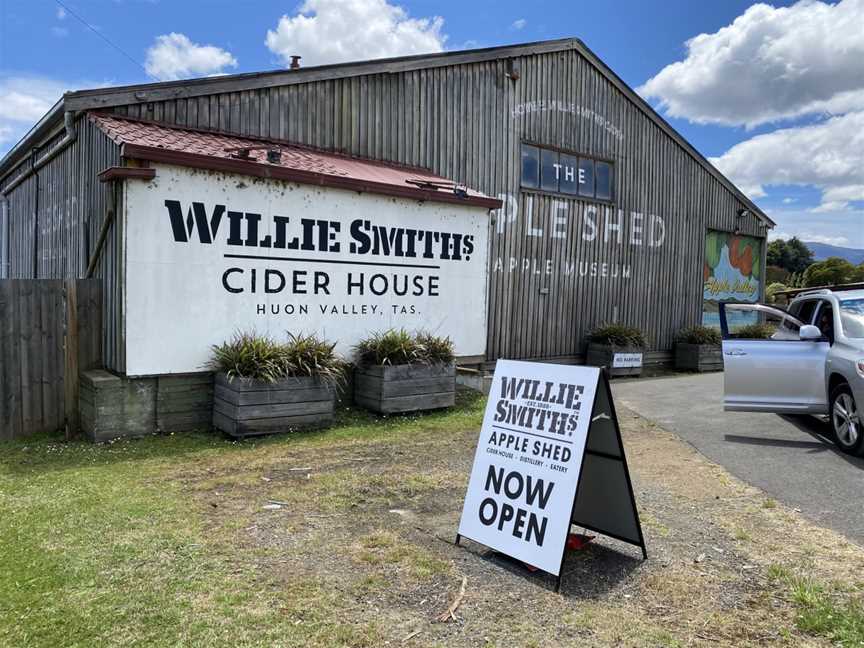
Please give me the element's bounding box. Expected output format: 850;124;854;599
290;55;302;69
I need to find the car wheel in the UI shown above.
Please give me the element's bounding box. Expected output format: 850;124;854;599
830;384;863;456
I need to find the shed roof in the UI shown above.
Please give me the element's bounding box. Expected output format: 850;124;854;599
88;113;501;210
0;37;772;226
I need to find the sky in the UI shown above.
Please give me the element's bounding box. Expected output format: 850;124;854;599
0;0;862;248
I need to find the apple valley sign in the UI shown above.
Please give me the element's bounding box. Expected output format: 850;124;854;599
122;164;491;376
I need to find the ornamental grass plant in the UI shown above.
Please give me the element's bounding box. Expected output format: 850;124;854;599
587;324;647;349
355;329;455;366
209;331;346;385
676;325;722;346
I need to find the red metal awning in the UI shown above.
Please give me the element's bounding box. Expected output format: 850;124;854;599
89;113;501;210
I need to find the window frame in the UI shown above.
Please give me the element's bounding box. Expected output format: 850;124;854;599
519;141;616;206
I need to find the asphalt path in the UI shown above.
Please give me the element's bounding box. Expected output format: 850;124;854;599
612;372;864;546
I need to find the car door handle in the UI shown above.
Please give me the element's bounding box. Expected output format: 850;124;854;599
724;350;747;356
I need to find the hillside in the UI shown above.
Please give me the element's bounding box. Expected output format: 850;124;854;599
805;242;864;265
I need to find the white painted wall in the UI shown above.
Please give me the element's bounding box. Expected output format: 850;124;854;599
122;163;489;376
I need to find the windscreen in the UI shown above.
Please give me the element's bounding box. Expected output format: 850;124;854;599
839;299;864;338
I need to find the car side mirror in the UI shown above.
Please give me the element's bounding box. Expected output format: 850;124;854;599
799;324;822;341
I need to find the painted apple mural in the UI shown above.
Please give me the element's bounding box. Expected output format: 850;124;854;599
702;231;763;328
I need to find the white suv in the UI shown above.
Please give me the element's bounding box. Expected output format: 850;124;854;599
720;289;864;455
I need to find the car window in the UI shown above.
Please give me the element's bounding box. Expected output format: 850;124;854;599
815;301;835;343
722;303;804;340
794;299;819;325
779;307;801;336
839;298;864;338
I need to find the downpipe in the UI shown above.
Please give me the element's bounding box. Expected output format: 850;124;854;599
1;111;78;197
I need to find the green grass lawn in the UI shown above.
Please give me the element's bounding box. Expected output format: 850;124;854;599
5;388;864;648
0;393;485;648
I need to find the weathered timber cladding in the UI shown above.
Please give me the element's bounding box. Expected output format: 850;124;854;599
675;343;723;372
0;119;124;371
79;369;156;442
156;373;214;432
354;363;456;414
1;42;769;368
212;373;335;437
107;49;766;362
0;279;102;439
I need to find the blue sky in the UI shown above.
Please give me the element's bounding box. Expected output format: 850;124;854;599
1;0;862;247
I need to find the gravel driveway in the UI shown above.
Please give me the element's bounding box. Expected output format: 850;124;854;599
613;372;864;546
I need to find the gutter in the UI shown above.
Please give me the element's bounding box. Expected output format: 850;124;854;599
122;143;503;210
0;99;66;184
1;110;78;196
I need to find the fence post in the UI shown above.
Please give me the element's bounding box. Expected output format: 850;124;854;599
64;279;79;440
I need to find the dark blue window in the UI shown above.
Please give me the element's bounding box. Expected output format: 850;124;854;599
595;161;612;201
559;154;579;195
521;144;613;201
520;145;540;189
540;148;560;192
578;158;595;197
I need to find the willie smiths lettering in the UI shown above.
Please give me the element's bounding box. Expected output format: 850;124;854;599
164;200;475;261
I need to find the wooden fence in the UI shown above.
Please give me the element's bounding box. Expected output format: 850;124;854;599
0;280;102;440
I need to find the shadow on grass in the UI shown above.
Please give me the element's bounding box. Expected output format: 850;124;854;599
460;536;644;598
0;388;486;477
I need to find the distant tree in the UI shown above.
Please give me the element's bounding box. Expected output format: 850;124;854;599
786;237;815;273
802;257;864;287
767;237;814;274
765;265;789;284
766;239;787;268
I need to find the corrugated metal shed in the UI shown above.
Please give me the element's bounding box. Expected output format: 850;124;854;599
0;38;773;370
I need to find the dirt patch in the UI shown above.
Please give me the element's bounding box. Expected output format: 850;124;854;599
166;401;864;647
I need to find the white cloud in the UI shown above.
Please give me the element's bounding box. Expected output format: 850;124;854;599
56;7;66;19
0;77;68;124
710;111;864;210
639;0;864;128
0;76;105;156
782;197;796;204
145;33;238;81
512;18;527;30
265;0;446;68
770;230;849;246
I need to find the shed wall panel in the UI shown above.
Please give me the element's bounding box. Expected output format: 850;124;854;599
6;45;767;366
111;48;767;360
0;119;124;371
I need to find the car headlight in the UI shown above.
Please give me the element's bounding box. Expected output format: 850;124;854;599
857;359;864;378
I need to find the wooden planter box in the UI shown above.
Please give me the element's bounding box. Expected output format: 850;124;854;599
354;363;456;414
213;373;334;438
585;343;644;377
675;343;723;372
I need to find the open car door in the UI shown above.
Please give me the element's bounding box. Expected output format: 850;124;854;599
720;302;829;414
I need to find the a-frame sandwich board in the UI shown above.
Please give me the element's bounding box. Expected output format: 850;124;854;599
455;360;646;594
556;369;647;591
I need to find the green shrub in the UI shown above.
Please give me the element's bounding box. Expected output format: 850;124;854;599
355;329;454;366
766;282;788;304
355;329;422;366
676;325;721;346
282;332;348;386
587;324;647;349
209;331;346;384
733;323;776;339
415;332;455;364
